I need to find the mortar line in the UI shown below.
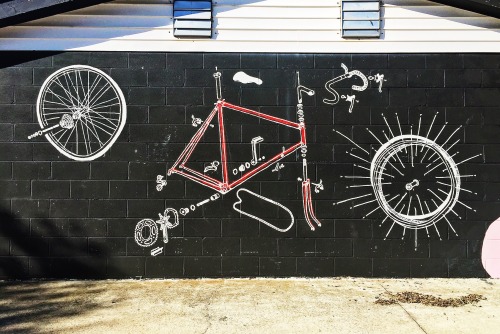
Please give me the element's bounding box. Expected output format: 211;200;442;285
378;282;428;334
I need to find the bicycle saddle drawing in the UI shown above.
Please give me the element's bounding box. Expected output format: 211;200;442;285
233;71;263;85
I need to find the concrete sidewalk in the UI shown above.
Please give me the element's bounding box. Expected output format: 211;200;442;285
0;278;498;333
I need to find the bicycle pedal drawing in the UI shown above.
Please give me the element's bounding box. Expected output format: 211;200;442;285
134;67;324;249
134;208;179;249
28;65;127;161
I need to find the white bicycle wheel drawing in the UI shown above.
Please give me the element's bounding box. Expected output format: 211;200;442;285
370;135;461;230
333;112;481;246
36;65;127;161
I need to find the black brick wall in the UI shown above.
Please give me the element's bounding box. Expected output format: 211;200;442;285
0;52;499;279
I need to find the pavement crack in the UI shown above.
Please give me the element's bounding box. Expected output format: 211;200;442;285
378;282;428;334
200;284;220;334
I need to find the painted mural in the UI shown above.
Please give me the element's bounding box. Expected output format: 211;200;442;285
132;65;474;257
1;52;498;279
482;217;500;278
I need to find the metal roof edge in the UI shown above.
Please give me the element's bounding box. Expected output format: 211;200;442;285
0;0;113;28
429;0;500;19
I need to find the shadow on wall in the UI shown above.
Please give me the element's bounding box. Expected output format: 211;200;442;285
0;0;275;50
0;206;121;279
0;51;59;68
1;0;497;51
0;207;126;332
381;2;500;30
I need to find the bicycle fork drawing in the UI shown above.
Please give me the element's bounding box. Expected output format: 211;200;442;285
296;74;321;230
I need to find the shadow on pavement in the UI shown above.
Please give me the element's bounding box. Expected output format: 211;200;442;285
0;281;118;333
0;207;123;332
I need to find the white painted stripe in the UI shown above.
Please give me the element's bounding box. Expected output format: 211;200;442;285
1;39;499;53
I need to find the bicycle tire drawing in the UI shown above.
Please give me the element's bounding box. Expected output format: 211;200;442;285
29;65;127;161
333;112;481;248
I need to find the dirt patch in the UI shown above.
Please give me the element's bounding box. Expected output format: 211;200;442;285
375;291;486;307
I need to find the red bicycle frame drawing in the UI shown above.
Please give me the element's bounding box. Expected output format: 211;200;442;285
168;69;321;230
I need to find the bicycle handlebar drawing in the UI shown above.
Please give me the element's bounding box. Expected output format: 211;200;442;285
323;63;385;113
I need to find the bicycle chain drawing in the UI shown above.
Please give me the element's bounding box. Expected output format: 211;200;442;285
28;65;127;161
134;65;386;256
333;112;481;248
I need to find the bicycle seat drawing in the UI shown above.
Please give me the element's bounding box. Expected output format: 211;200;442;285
29;65;127;161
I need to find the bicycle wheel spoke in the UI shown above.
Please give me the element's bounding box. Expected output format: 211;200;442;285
74;71;84;108
87;117;117;134
84;116;104;146
86;70;91;106
91;96;119;109
75;118;79;155
91;104;122;111
64;72;82;108
56;128;70;144
89;83;112;107
86;75;102;107
42;111;70;116
87;116;116;133
73;70;83;108
43;100;73;108
87;118;104;146
52;127;66;137
77;70;87;105
43;106;74;110
79;119;91;155
90;105;121;118
54;77;79;107
88;110;119;128
88;81;110;106
63;71;82;109
54;77;76;105
63;122;78;147
83;117;93;154
46;88;74;109
87;119;113;136
86;111;121;127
